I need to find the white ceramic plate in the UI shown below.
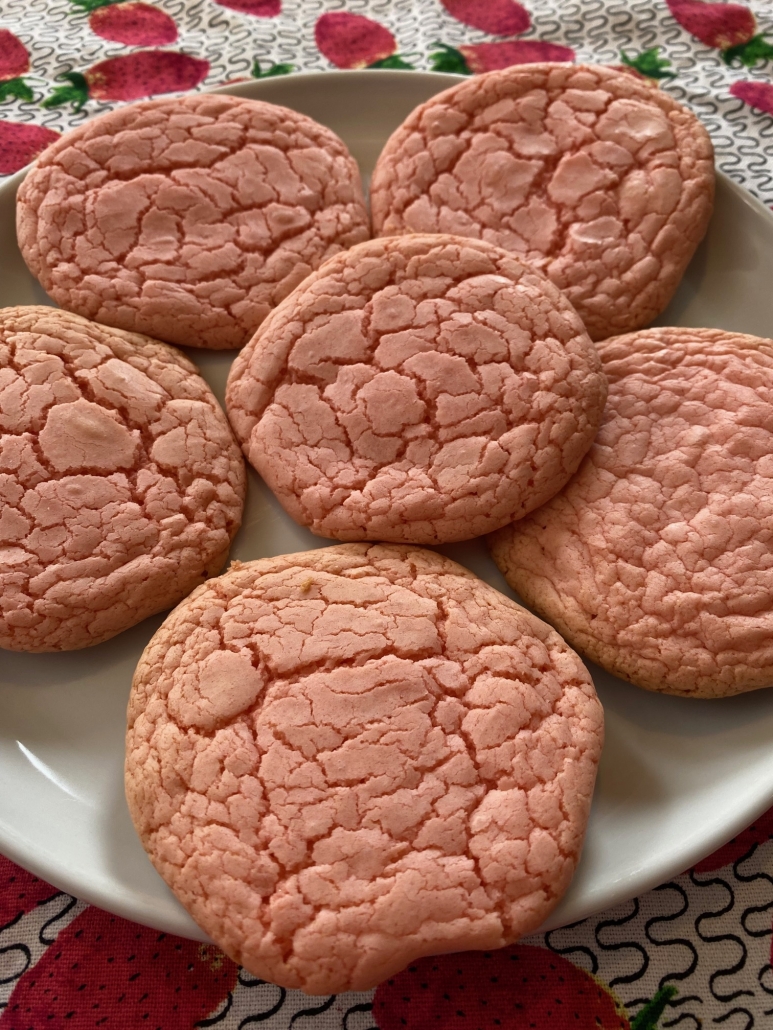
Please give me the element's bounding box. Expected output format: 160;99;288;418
2;71;773;944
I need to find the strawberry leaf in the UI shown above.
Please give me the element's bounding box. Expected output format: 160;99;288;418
251;59;294;77
42;72;89;111
620;46;677;79
68;0;115;11
721;34;773;67
0;77;34;102
368;54;415;69
630;985;678;1030
428;42;472;74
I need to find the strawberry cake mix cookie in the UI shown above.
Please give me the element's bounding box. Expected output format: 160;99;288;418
0;306;245;652
16;93;369;350
490;326;773;698
125;543;604;994
226;234;607;544
370;64;715;341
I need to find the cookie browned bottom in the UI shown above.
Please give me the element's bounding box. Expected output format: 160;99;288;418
125;543;603;993
491;326;773;698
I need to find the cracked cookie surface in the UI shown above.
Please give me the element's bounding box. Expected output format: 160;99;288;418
226;235;607;544
125;543;603;994
490;327;773;698
16;94;369;350
0;306;245;652
370;64;714;341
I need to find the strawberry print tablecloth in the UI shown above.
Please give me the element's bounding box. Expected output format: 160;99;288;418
2;1;773;1027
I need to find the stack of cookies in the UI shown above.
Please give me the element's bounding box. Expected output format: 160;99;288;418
6;62;768;995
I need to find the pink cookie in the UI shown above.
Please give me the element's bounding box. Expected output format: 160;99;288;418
490;326;773;698
226;234;607;544
0;306;245;652
16;94;369;350
371;64;714;341
125;543;603;994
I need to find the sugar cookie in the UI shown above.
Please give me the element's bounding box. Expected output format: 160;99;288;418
125;543;603;993
17;94;369;350
371;64;714;341
0;306;244;651
491;326;773;697
226;234;606;544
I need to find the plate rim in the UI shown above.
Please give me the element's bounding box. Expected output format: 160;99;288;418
2;67;773;942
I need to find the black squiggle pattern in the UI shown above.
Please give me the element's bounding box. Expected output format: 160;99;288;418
663;1014;701;1030
237;985;287;1027
636;883;701;1026
691;872;754;1006
343;1001;377;1030
713;1008;753;1029
594;899;650;987
543;919;599;973
732;845;773;941
0;942;31;987
289;995;337;1024
38;894;78;946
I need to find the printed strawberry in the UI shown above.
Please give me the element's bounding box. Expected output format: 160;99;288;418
0;906;238;1029
0;121;60;174
666;0;773;67
315;12;413;70
430;39;574;74
0;30;34;103
619;47;676;79
730;80;773;115
373;944;676;1030
68;0;178;46
212;0;280;15
693;804;773;872
0;856;60;929
42;50;209;111
440;0;530;36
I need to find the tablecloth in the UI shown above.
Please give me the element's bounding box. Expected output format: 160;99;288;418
1;0;773;1027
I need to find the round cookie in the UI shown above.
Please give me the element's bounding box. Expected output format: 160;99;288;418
490;326;773;699
226;234;607;544
370;64;714;341
0;306;245;652
16;93;369;350
125;543;604;994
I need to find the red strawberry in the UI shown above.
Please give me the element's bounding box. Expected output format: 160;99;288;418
430;39;574;74
0;121;60;174
0;29;29;80
440;0;530;36
0;30;34;103
666;0;773;66
693;804;773;873
730;80;773;115
315;12;414;70
212;0;280;14
0;906;238;1029
0;856;60;929
373;945;676;1030
43;51;209;111
68;0;178;46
